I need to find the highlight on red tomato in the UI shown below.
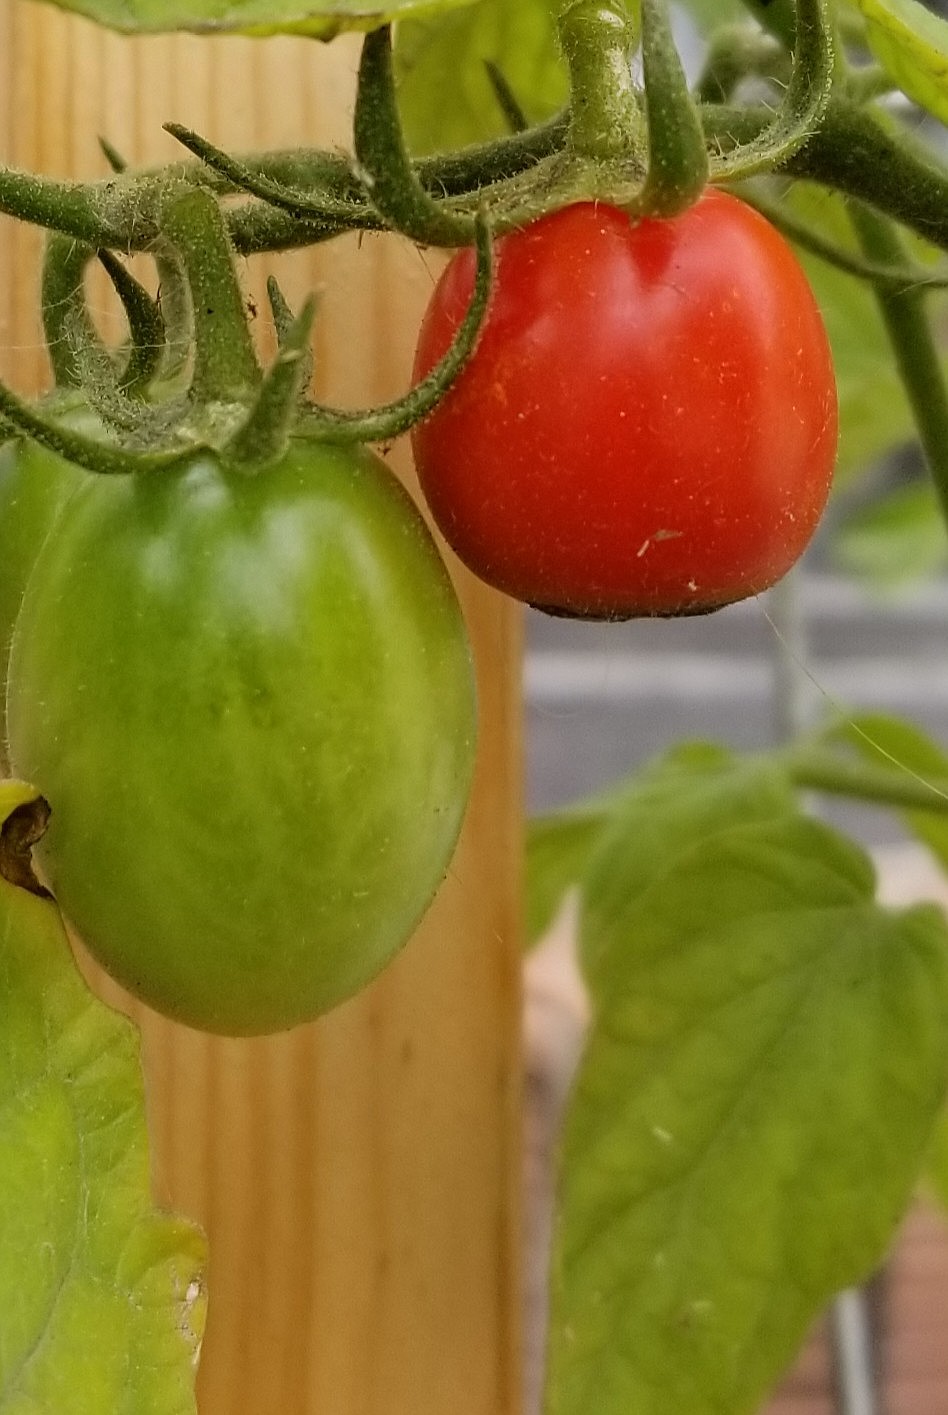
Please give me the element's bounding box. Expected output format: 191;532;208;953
411;190;838;620
6;440;477;1036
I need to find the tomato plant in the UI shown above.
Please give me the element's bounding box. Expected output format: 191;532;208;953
5;439;476;1035
412;192;838;619
5;0;948;1411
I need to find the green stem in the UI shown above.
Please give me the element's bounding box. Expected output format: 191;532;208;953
558;0;644;163
638;0;709;215
164;124;382;231
97;136;128;173
710;0;835;180
703;97;948;251
416;112;569;195
848;201;948;532
8;82;948;267
0;164;128;246
0;118;569;254
97;249;165;395
225;297;316;472
693;25;788;105
736;186;948;290
484;62;529;134
353;26;473;245
0;377;187;476
159;187;260;405
788;746;948;815
266;275;315;400
41;234;97;388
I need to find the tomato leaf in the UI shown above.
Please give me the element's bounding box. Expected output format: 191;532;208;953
395;0;568;155
31;0;476;38
527;811;607;949
576;745;796;994
856;0;948;124
834;480;948;589
546;790;948;1415
832;711;948;868
825;730;948;1228
526;742;783;950
0;781;206;1415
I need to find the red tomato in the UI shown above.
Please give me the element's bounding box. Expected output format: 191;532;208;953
411;191;838;619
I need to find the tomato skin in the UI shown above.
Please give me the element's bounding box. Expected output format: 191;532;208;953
412;192;838;619
6;441;476;1035
0;435;87;762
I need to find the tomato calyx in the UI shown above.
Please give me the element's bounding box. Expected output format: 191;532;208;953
225;294;317;472
0;186;494;481
532;0;832;222
708;0;836;184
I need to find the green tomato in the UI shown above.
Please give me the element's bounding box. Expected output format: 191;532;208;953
0;435;87;763
6;439;476;1035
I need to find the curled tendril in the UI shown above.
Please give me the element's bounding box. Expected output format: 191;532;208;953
297;211;494;446
710;0;836;181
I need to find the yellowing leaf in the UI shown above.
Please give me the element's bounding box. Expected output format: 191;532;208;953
396;0;567;155
857;0;948;123
0;785;206;1415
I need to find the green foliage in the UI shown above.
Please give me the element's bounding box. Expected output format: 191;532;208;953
832;711;948;866
35;0;476;37
857;0;948;123
526;741;758;950
527;809;609;947
395;0;568;155
527;773;653;947
545;754;948;1415
0;783;206;1414
774;183;921;480
837;717;948;1224
685;0;745;31
835;480;948;588
577;747;795;991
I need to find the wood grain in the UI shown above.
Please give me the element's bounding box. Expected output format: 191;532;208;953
0;11;523;1414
